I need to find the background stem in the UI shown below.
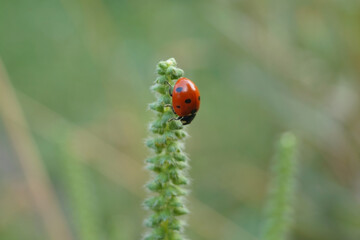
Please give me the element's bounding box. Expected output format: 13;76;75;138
261;132;298;240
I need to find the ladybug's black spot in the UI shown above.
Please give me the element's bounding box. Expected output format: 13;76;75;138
176;105;181;109
198;96;200;101
191;109;197;114
185;99;191;104
175;87;183;93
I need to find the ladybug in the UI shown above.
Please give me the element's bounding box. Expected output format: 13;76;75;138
166;77;200;125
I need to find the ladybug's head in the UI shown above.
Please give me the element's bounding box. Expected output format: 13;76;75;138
180;113;196;125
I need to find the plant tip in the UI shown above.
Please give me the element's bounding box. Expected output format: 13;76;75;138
279;132;297;149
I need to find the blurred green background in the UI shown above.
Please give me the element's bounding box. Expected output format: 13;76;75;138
1;0;360;239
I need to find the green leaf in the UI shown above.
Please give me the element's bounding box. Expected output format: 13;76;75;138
166;66;184;80
160;95;171;105
144;196;165;211
168;120;183;130
175;130;187;139
168;218;182;230
168;198;183;208
151;84;166;94
146;164;161;173
173;152;186;162
164;185;186;197
146;181;163;192
171;174;188;185
156;172;169;184
173;207;189;216
149;102;164;113
155;75;167;84
145;156;160;164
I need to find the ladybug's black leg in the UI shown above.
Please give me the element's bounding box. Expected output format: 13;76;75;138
168;116;181;122
165;81;173;97
171;106;176;115
164;104;176;115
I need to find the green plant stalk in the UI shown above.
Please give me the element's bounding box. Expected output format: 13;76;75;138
261;132;298;240
61;138;101;240
143;58;190;240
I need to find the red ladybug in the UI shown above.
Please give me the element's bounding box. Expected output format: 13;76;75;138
167;77;200;125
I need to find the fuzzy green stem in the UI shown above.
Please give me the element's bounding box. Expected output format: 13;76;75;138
143;58;189;240
261;132;298;240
